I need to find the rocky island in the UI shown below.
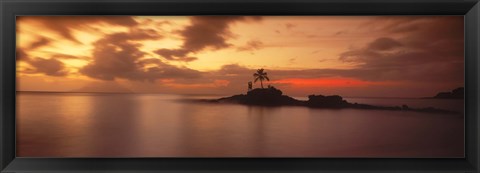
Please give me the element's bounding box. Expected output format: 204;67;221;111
204;87;460;114
199;68;460;114
425;87;464;99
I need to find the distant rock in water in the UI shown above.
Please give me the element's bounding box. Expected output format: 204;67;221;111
205;87;459;114
306;95;350;108
428;87;464;99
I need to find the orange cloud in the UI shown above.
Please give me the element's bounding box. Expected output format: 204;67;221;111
163;79;230;89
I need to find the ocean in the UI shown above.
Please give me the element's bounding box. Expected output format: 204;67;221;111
16;92;464;157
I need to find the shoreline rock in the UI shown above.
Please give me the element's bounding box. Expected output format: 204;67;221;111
204;87;460;114
423;87;464;99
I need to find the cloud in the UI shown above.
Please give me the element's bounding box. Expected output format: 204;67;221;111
285;23;296;30
153;49;197;62
337;16;464;84
170;64;252;85
80;30;202;82
237;40;264;52
51;53;88;60
17;47;89;77
154;16;262;61
334;30;348;36
378;17;424;34
26;58;69;76
311;50;321;54
16;49;29;61
288;58;296;65
217;64;251;76
28;37;51;49
367;37;402;51
17;48;69;76
17;16;138;43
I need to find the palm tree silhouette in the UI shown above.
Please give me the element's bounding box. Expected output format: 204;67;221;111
253;68;269;89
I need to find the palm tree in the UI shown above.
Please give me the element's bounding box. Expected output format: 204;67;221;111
253;68;269;88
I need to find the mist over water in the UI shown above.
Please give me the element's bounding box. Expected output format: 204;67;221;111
17;92;464;157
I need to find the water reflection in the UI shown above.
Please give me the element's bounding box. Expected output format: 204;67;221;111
17;92;464;157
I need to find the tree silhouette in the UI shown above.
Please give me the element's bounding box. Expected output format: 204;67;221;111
253;68;269;88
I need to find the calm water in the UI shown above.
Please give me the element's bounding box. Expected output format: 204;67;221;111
17;92;464;157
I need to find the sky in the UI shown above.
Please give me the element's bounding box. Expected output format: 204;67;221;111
16;16;464;97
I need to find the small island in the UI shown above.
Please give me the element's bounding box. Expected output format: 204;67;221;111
202;69;460;114
424;87;464;99
204;87;458;114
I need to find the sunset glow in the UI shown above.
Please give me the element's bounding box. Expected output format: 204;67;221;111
16;16;464;97
271;78;398;88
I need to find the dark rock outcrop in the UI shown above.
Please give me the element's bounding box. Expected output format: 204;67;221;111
428;87;464;99
306;95;350;108
205;87;460;114
215;87;302;106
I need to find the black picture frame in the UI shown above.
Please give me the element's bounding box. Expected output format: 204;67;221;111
1;0;479;172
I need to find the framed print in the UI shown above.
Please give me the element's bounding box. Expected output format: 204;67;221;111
1;0;479;172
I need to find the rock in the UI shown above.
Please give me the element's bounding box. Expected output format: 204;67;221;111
206;87;460;114
306;95;350;108
430;87;464;99
217;87;302;106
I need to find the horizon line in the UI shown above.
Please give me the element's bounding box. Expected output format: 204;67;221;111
16;90;434;99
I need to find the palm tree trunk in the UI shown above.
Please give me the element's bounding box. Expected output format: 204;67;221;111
260;80;264;88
